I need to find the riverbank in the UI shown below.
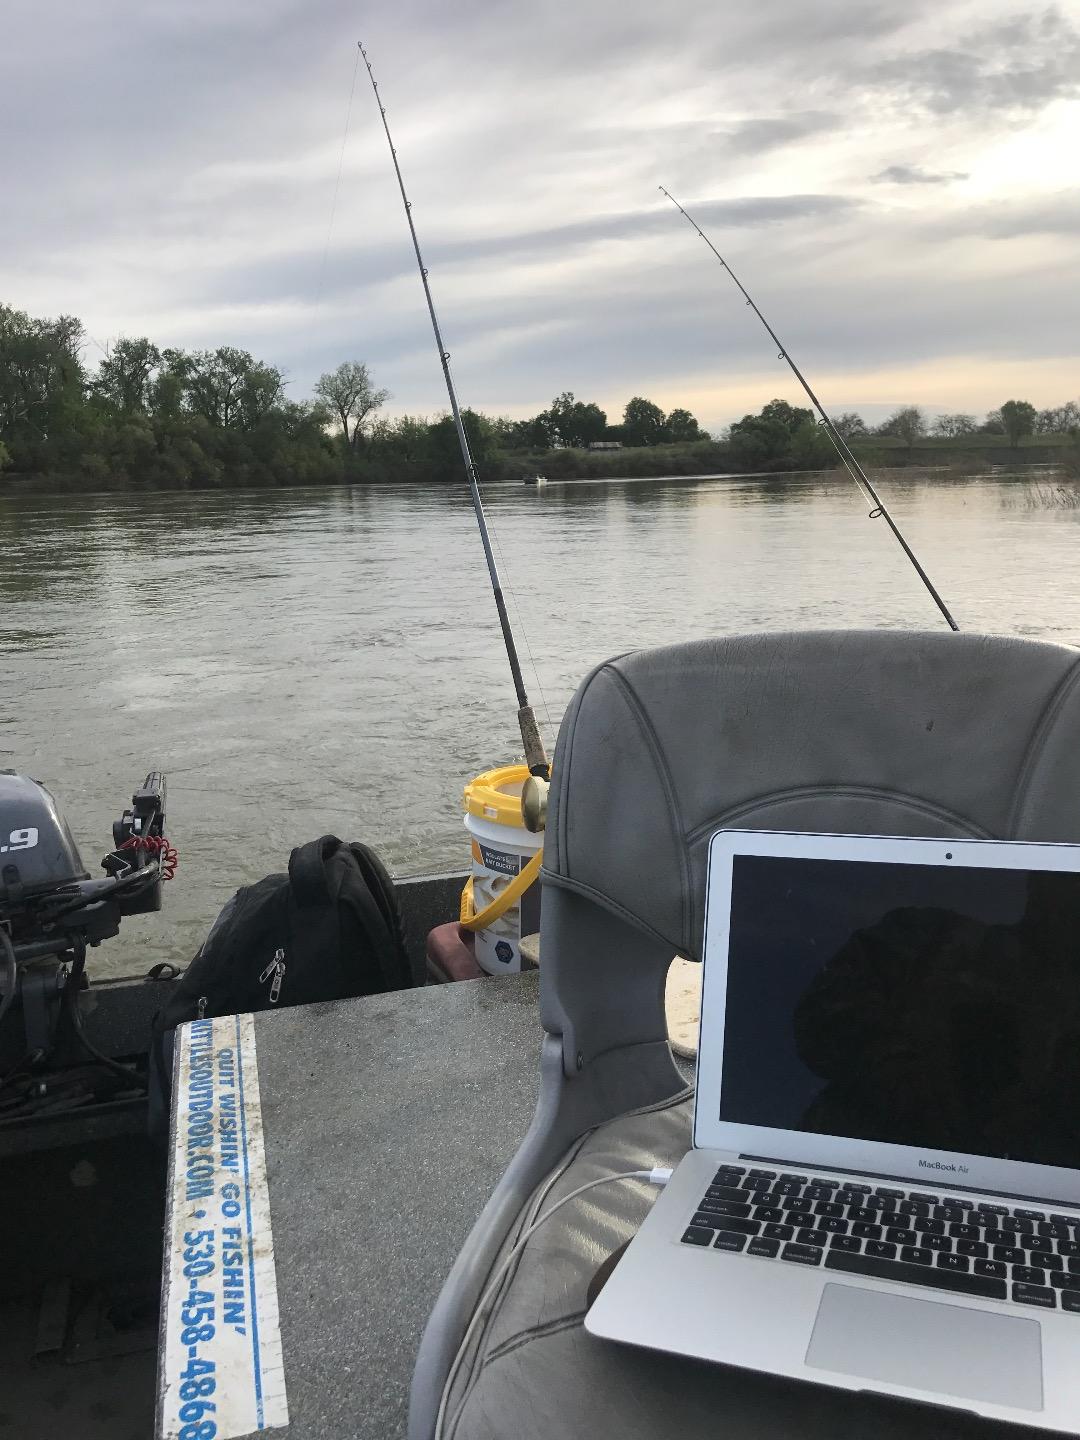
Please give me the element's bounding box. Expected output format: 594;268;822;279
2;435;1076;494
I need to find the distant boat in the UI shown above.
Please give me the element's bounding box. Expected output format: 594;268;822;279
523;473;547;486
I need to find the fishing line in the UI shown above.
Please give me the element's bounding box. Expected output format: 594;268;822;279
658;186;959;632
484;514;557;754
315;44;363;309
359;41;551;774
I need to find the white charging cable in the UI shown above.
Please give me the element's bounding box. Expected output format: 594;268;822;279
435;1166;673;1439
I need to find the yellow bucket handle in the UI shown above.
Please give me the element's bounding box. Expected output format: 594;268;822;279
460;847;543;932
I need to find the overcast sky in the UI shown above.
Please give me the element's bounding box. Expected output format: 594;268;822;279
3;0;1078;431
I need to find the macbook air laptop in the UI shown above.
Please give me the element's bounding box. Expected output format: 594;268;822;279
586;829;1080;1432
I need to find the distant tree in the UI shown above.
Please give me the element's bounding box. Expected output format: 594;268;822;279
665;407;703;442
622;396;667;447
727;397;817;468
1036;400;1080;434
170;347;286;431
832;412;868;441
391;415;437;465
534;392;608;448
489;415;527;450
931;413;977;438
760;398;814;431
0;303;86;462
314;361;389;449
90;337;162;415
0;439;10;471
1000;399;1037;447
877;406;925;448
514;415;553;450
788;419;836;469
427;408;497;480
981;409;1005;435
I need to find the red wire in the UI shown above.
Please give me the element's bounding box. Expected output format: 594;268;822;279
119;834;179;880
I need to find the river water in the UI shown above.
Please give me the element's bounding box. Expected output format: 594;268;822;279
2;466;1078;977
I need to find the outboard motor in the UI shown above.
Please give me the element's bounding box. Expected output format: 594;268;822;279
0;770;172;1114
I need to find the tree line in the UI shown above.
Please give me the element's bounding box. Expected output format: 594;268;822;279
827;401;1079;447
493;391;704;450
725;397;1080;470
0;301;709;489
2;299;1074;490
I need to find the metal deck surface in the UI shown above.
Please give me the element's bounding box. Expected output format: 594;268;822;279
159;972;541;1440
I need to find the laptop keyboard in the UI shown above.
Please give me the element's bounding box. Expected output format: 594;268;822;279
681;1164;1080;1313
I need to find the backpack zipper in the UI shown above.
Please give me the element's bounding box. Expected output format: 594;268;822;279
196;996;208;1020
259;948;286;1004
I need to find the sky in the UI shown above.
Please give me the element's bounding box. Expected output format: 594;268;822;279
2;0;1078;433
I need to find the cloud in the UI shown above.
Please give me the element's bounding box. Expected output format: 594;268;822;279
188;192;858;309
718;113;839;156
0;0;1074;426
929;192;1080;241
872;165;969;185
865;6;1080;117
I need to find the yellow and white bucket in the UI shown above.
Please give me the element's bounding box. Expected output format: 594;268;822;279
460;764;543;974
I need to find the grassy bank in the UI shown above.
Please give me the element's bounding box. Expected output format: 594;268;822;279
4;434;1078;496
850;433;1079;469
492;439;735;481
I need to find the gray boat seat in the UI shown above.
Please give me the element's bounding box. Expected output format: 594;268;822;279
410;629;1080;1440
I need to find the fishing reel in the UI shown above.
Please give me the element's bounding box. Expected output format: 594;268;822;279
521;775;549;833
0;770;172;1113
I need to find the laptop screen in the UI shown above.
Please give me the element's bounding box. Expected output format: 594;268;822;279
718;854;1080;1170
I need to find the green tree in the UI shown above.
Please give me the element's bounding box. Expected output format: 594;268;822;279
981;409;1005;435
0;303;86;466
877;406;925;448
532;392;608;448
90;337;162;415
1000;399;1037;447
931;413;977;438
314;361;389;450
727;398;817;468
833;412;868;441
427;409;497;480
665;407;703;442
516;415;555;450
622;396;667;446
365;414;437;477
0;439;10;471
171;347;285;431
789;419;835;469
1036;401;1080;434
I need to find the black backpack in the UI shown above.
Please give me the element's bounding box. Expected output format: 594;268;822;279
150;835;412;1112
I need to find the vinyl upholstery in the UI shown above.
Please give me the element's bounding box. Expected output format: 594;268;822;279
426;631;1080;1440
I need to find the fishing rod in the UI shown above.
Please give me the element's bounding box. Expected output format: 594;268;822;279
359;42;550;777
658;186;959;632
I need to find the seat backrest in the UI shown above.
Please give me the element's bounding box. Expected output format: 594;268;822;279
409;630;1080;1438
540;629;1080;1072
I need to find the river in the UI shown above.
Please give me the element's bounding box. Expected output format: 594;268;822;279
2;466;1078;977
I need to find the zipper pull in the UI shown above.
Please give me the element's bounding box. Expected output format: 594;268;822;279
259;947;284;985
269;960;285;1005
196;995;208;1020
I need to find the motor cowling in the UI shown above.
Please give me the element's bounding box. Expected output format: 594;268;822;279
0;771;88;900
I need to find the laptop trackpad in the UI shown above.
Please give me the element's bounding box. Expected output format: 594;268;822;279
806;1284;1043;1412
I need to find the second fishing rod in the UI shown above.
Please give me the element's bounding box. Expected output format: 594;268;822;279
658;186;959;633
359;42;551;784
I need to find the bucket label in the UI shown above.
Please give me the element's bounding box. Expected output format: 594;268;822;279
158;1013;289;1439
477;842;521;877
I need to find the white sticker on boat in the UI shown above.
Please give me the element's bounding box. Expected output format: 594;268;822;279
158;1013;289;1439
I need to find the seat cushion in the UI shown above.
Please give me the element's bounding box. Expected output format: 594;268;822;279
442;1096;1027;1440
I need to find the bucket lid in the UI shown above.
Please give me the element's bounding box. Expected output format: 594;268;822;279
463;763;530;827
